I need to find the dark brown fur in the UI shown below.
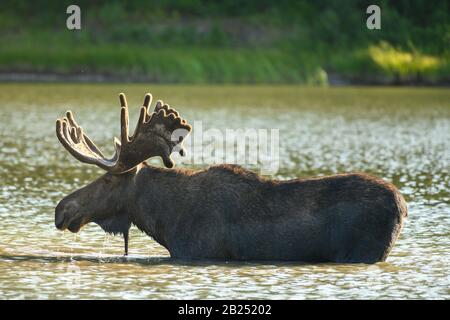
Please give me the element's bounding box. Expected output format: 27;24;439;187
55;163;407;263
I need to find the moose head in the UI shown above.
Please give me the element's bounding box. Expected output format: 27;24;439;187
54;92;191;254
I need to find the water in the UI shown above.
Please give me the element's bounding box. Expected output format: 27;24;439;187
0;84;449;299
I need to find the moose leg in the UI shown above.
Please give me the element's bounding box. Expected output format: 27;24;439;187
124;230;129;256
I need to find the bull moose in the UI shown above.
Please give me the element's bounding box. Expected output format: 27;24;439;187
55;92;407;263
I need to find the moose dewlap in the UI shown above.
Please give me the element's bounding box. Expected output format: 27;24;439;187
54;92;407;263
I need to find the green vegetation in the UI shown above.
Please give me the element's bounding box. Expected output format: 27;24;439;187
0;0;448;84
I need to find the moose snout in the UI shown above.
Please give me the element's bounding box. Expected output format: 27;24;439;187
55;200;80;230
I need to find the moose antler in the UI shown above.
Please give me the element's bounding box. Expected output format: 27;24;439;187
56;93;191;174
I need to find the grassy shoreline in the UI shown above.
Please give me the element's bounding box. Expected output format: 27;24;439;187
1;43;448;85
0;71;448;86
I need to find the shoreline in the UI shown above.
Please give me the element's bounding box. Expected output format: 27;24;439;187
0;71;448;87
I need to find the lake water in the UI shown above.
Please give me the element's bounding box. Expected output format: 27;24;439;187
0;84;448;299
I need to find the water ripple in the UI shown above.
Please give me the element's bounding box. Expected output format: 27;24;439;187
0;85;449;299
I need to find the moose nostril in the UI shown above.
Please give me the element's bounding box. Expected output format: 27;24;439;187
55;201;69;230
55;201;80;230
55;216;64;229
55;219;64;229
55;208;65;229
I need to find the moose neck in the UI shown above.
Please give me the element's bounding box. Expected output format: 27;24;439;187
126;164;189;251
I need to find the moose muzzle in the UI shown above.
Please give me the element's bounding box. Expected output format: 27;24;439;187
55;199;85;232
